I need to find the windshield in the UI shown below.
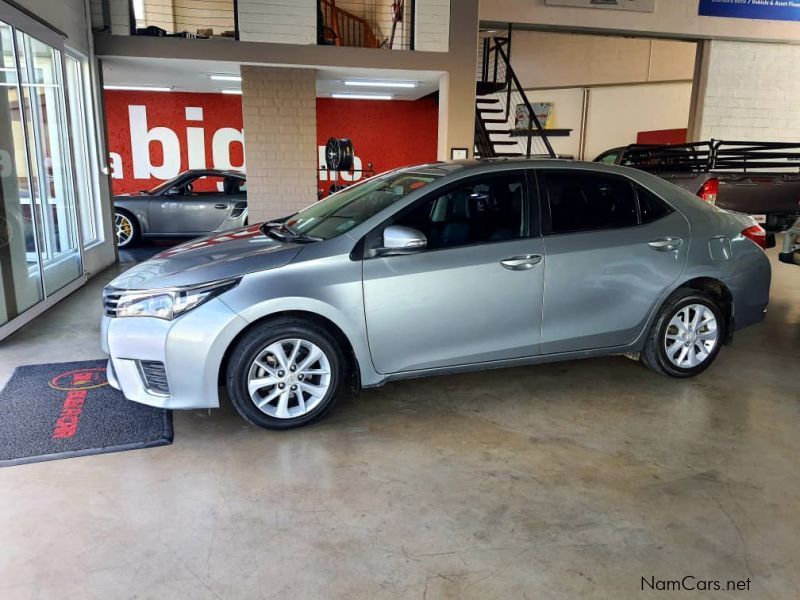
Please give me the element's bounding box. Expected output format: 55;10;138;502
284;171;441;240
147;174;186;195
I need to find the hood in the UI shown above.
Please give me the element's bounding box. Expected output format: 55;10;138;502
114;191;150;199
109;225;304;290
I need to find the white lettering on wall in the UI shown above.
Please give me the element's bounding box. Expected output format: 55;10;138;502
212;128;245;171
129;105;181;179
109;152;123;179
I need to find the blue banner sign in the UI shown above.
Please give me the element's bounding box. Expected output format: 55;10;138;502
699;0;800;22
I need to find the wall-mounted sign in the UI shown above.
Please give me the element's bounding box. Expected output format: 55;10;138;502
698;0;800;22
545;0;655;13
515;102;554;131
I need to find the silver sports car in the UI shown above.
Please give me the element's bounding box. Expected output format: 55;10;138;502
102;159;771;430
113;169;248;248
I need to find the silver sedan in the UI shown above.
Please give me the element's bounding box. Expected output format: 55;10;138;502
101;160;771;429
113;169;248;248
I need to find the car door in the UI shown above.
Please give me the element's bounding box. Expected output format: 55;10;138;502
149;173;232;234
362;171;546;374
225;175;248;220
538;169;690;354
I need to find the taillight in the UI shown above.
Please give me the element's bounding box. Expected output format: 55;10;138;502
698;178;719;204
742;224;768;250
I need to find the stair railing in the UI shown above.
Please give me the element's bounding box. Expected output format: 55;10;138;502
478;34;555;159
320;0;381;48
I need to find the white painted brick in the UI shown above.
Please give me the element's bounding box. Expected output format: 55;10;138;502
238;0;316;44
700;40;800;142
414;0;449;52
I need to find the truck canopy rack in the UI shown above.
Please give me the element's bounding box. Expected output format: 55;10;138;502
617;140;800;173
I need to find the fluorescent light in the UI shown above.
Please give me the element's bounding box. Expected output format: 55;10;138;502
332;93;392;100
344;80;417;88
221;89;242;95
210;74;242;82
104;84;172;92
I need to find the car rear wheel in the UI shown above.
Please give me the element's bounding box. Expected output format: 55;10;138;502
641;290;724;378
114;210;139;248
226;318;345;429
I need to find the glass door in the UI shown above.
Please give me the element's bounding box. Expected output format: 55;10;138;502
0;12;86;335
16;30;82;295
0;20;43;327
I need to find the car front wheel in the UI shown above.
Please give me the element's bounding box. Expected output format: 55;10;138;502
226;318;345;429
641;290;724;378
114;210;139;248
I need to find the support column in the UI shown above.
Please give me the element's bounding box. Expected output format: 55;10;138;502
241;66;318;222
437;0;479;161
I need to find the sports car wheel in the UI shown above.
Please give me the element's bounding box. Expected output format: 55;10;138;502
114;210;139;248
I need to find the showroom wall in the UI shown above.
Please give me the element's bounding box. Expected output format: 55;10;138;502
103;90;438;195
481;0;800;42
509;31;696;89
503;31;695;159
696;40;800;141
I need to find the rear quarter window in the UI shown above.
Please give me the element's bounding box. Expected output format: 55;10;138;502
636;185;674;224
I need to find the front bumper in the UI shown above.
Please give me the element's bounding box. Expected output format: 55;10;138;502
102;297;248;409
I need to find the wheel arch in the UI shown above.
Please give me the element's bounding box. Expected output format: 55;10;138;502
667;277;734;344
218;309;362;391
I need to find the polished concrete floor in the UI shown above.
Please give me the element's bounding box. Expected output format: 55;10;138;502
0;243;798;599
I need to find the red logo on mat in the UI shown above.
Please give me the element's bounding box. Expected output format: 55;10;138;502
49;368;108;440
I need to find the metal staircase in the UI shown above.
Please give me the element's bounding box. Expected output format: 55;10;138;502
475;32;555;159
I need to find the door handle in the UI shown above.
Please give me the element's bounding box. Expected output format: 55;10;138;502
213;203;228;210
500;254;542;270
648;237;683;251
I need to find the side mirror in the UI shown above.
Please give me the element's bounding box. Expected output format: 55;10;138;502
376;225;427;256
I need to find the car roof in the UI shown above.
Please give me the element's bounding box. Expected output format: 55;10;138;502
182;168;245;178
402;158;639;176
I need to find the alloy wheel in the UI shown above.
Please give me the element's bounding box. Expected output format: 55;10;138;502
115;213;133;247
663;303;719;369
247;338;332;419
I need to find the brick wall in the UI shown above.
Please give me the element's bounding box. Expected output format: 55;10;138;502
241;66;318;222
699;41;800;141
238;0;316;44
415;0;449;52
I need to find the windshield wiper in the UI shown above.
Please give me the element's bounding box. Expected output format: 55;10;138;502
261;222;322;243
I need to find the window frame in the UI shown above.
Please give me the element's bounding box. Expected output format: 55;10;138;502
537;169;673;237
360;169;540;259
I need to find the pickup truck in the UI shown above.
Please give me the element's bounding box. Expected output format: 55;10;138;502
595;140;800;231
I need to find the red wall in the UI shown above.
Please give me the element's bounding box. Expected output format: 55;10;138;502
636;128;688;146
104;91;438;195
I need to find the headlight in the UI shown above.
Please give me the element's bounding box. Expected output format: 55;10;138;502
112;278;240;320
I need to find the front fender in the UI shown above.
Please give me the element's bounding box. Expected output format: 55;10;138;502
218;262;383;387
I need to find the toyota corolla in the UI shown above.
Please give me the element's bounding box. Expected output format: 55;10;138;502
101;160;771;429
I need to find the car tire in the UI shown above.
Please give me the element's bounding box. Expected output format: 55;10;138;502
641;289;725;378
225;318;346;430
114;209;140;248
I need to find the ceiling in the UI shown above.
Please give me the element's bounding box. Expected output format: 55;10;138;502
101;57;442;100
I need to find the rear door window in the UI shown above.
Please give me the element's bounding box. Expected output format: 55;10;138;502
543;172;637;234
